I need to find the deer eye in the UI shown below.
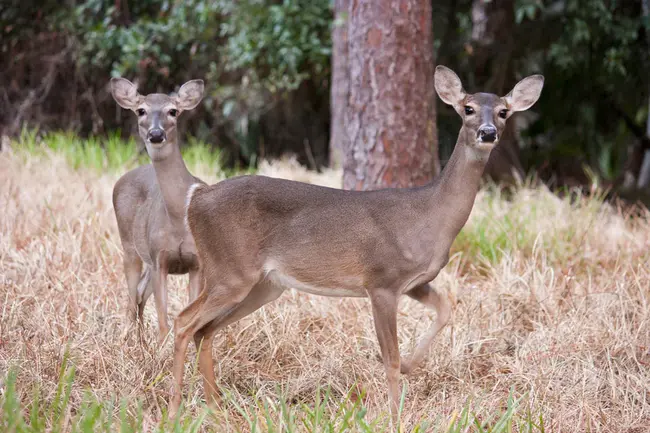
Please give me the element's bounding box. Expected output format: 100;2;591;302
136;108;146;117
168;109;178;117
464;106;475;115
499;109;508;119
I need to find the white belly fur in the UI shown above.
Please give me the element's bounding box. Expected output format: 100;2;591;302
264;260;366;298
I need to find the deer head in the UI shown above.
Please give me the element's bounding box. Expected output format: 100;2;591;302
434;65;544;154
110;78;204;161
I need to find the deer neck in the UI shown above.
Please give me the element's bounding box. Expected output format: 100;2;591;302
425;126;490;242
150;138;195;225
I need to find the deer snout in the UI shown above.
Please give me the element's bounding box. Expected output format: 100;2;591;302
477;124;497;143
147;128;166;144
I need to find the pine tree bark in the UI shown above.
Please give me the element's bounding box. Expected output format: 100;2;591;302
329;0;350;169
343;0;439;191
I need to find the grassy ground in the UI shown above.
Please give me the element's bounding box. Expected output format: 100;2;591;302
1;133;649;432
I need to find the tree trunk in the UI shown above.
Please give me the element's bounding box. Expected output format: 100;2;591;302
639;0;650;190
638;94;650;188
329;0;350;169
343;0;439;191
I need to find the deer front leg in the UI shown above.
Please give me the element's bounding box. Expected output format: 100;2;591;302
369;289;401;425
120;256;143;343
123;256;143;323
400;283;451;374
153;252;171;345
170;279;260;419
191;280;285;407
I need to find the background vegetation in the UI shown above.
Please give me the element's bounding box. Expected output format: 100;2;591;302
2;0;650;195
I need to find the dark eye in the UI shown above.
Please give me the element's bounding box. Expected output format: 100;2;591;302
168;109;178;117
499;109;508;119
136;108;146;116
464;106;475;115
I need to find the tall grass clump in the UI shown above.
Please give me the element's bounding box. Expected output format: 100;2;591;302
180;136;227;180
9;128;226;181
452;181;628;271
1;362;209;433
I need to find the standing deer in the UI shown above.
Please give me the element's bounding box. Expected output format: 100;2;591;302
110;78;205;344
170;66;544;420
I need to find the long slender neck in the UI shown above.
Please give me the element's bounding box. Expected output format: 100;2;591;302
151;138;196;225
425;126;490;240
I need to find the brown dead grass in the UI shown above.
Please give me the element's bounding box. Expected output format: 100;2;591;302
1;149;649;432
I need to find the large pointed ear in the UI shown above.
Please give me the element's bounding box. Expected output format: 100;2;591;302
434;65;466;106
174;80;204;111
504;75;544;112
110;77;142;110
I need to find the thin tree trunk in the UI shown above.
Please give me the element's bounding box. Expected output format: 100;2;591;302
639;0;650;189
343;0;438;191
470;0;524;184
329;0;350;169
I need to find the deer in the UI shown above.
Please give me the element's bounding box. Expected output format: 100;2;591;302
110;78;205;344
169;66;544;421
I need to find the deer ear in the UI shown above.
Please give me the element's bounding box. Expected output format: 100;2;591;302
504;75;544;112
110;77;142;110
175;80;205;111
434;65;466;107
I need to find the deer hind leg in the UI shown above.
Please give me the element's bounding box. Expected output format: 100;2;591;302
169;273;266;418
192;279;285;407
400;283;451;374
369;289;401;425
188;268;202;303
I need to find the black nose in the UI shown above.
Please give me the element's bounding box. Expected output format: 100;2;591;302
148;129;165;143
477;125;497;143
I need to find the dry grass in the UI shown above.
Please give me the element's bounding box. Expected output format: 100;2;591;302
1;146;649;432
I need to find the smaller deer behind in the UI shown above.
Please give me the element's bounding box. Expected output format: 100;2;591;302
110;78;205;343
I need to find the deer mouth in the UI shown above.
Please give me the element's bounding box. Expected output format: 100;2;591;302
147;138;167;147
475;137;497;151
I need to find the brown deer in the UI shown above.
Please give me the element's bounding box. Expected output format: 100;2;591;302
170;66;544;420
110;78;205;344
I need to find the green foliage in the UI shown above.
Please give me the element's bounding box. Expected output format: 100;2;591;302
516;0;647;181
514;0;544;24
0;362;207;433
217;0;332;93
452;181;609;271
62;0;220;79
1;365;546;432
10;129;226;176
59;0;331;94
48;0;331;164
546;0;641;78
208;0;332;165
181;137;224;172
11;129;143;171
